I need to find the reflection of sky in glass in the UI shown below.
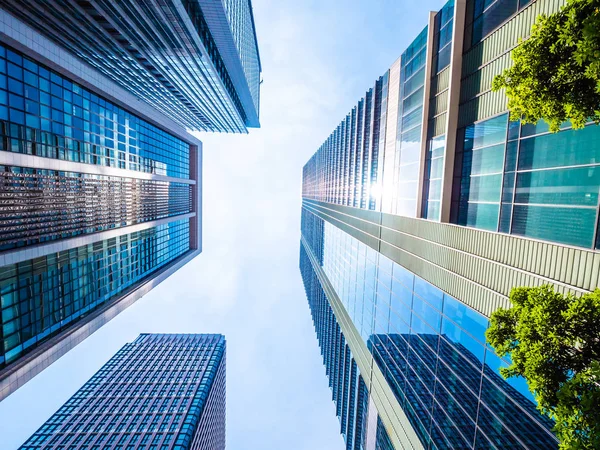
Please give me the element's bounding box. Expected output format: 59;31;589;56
317;217;558;449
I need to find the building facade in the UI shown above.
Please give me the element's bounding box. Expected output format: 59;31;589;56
0;0;260;401
0;0;262;132
300;0;599;448
18;333;226;450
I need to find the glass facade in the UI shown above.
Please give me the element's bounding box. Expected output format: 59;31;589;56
432;1;454;74
0;220;190;369
300;243;389;450
19;334;226;450
302;77;385;211
454;114;600;249
455;113;507;232
221;0;262;114
423;0;454;222
392;27;428;217
0;165;192;251
300;208;559;449
2;0;261;132
300;1;598;448
0;44;190;179
423;135;445;221
180;0;248;125
0;42;200;383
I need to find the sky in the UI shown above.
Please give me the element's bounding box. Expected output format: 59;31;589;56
0;1;444;448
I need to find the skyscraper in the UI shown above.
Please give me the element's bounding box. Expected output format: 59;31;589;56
0;0;260;400
18;334;226;450
300;0;599;448
0;0;261;132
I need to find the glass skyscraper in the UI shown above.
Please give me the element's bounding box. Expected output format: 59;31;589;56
0;0;260;400
300;0;598;448
0;0;262;132
18;334;226;450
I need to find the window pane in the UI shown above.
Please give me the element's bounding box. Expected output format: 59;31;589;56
519;124;600;170
515;166;600;206
512;204;596;248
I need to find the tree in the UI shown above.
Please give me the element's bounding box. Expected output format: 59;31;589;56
492;0;600;132
486;286;600;449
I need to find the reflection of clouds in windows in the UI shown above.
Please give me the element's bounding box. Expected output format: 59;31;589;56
302;210;558;449
0;44;190;179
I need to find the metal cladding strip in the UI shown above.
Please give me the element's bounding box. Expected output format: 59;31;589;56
0;213;196;267
439;0;466;223
0;151;196;184
415;13;436;219
303;199;598;318
0;247;201;401
301;237;424;450
190;143;203;251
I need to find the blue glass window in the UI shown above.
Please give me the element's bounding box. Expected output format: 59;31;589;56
0;43;190;178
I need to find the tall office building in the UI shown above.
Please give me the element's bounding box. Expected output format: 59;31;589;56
300;0;599;448
0;0;261;132
19;334;226;450
0;0;260;400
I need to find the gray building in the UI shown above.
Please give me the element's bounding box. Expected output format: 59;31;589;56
18;334;226;450
0;0;260;401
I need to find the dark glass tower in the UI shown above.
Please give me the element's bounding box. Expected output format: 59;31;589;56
18;334;226;450
300;0;598;448
0;0;260;400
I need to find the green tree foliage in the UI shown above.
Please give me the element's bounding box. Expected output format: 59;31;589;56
492;0;600;132
486;286;600;448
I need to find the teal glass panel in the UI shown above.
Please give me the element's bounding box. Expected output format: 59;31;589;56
507;120;520;141
464;114;508;151
519;124;600;170
401;126;422;146
462;144;505;176
431;135;445;158
524;120;572;136
504;141;518;172
515;166;600;206
428;180;442;201
0;220;190;367
512;205;596;248
400;142;421;165
460;174;502;202
502;172;515;203
457;202;499;230
520;119;560;137
424;200;441;221
499;203;512;233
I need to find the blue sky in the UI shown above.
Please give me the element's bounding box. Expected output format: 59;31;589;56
0;1;444;448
